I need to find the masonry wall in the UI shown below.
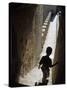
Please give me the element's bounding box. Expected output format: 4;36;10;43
52;6;65;84
9;3;44;86
15;5;43;77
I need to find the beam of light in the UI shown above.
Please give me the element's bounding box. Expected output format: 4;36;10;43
40;13;59;85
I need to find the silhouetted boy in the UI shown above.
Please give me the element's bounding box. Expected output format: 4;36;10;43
38;47;58;84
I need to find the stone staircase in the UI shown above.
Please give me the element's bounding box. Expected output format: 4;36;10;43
41;12;52;48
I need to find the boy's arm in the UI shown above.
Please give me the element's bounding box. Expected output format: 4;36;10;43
38;59;43;69
50;62;58;67
38;64;42;69
38;56;44;69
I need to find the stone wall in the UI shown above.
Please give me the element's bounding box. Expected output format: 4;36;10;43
14;4;43;78
52;6;65;84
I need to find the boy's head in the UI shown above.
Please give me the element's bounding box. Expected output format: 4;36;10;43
46;47;52;56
